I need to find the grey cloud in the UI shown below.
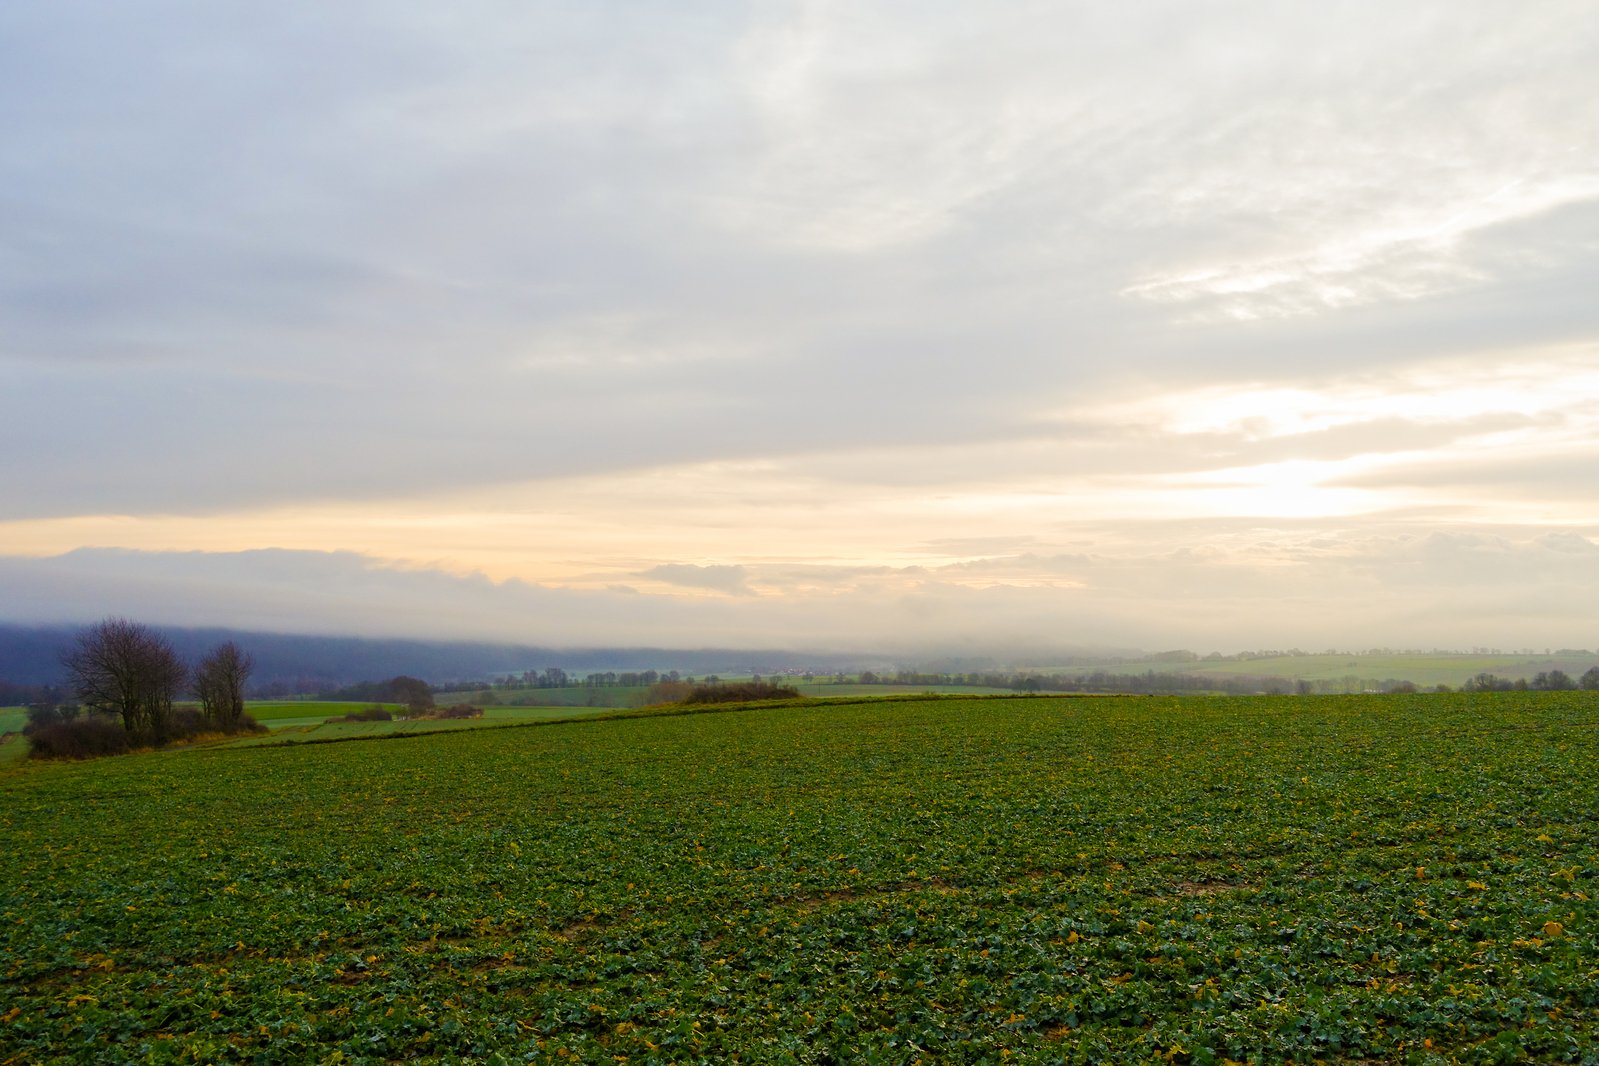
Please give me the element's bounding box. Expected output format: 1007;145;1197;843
7;535;1599;653
4;1;1597;523
0;548;754;646
1330;450;1599;496
1351;531;1599;588
639;564;752;596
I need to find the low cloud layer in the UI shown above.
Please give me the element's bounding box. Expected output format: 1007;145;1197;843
5;535;1597;654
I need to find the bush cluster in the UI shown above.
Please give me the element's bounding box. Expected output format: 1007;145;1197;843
24;708;263;759
415;704;483;720
684;681;800;704
331;705;392;723
643;679;694;705
23;715;132;759
30;618;262;759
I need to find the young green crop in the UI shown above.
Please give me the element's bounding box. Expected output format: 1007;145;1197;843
242;702;406;723
1;692;1596;1063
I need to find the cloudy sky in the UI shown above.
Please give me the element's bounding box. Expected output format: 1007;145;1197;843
3;1;1599;654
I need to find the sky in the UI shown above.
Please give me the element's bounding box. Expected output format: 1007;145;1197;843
3;0;1599;655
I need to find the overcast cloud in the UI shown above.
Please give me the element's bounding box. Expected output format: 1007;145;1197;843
3;1;1598;652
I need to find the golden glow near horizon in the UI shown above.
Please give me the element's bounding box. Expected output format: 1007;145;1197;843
7;350;1598;601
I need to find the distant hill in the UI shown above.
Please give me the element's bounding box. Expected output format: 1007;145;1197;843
0;623;876;691
9;623;1595;697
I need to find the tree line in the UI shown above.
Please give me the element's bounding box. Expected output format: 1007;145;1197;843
487;668;685;690
843;668;1317;695
316;674;435;711
1461;668;1599;692
845;666;1599;696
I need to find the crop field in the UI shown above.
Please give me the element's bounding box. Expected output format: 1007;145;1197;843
458;687;655;710
243;703;406;724
446;684;1021;707
2;692;1598;1064
220;719;515;747
791;683;1020;698
0;702;615;761
0;709;28;770
222;706;615;748
1048;654;1599;688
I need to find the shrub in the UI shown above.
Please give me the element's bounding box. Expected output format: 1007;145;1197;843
169;707;207;739
643;679;694;705
25;704;66;731
683;681;801;704
386;676;434;714
330;705;392;723
27;715;133;759
25;702;262;759
418;704;483;720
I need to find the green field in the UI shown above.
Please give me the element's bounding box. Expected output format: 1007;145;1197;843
448;685;985;709
440;687;657;710
0;708;29;769
792;683;1020;698
221;719;519;746
1048;653;1599;688
0;703;618;753
3;692;1598;1063
242;702;406;724
221;705;616;747
438;684;991;709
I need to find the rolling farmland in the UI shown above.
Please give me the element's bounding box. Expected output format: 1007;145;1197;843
233;702;616;743
2;692;1597;1063
1040;653;1599;690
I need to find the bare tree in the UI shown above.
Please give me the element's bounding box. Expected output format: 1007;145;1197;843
63;618;186;742
194;641;253;732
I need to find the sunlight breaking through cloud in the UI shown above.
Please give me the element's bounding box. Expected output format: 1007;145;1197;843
3;0;1598;649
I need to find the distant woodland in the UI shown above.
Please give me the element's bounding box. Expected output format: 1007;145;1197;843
4;623;1598;706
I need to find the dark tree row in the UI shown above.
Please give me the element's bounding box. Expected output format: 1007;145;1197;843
846;666;1599;696
62;618;187;741
26;618;259;757
317;675;435;712
1461;668;1599;692
845;668;1312;696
